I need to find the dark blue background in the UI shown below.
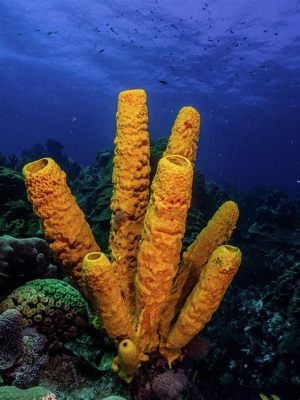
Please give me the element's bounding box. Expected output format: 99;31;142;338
1;0;299;196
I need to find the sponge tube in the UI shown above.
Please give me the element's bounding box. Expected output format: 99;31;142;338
135;155;193;353
110;89;151;316
23;158;99;293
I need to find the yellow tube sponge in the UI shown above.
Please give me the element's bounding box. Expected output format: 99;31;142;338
22;158;99;292
112;339;141;383
163;106;200;165
135;155;193;353
110;89;151;315
161;245;242;364
158;200;239;338
82;252;135;344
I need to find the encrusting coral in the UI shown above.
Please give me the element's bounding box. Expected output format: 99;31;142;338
21;88;242;382
0;309;23;370
0;385;56;400
0;279;88;344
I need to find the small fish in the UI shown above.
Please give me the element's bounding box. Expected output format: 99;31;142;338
110;27;118;34
98;49;105;53
158;79;168;85
271;395;280;400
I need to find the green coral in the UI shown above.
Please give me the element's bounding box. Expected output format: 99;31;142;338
0;385;54;400
0;279;88;343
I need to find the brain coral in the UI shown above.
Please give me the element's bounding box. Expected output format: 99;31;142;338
0;279;88;343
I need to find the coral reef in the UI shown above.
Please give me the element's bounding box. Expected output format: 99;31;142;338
0;235;57;301
0;166;39;238
1;89;297;397
0;385;55;400
183;334;211;361
0;279;88;345
7;328;48;388
39;353;85;391
0;145;298;397
21;89;241;383
0;152;19;170
22;138;81;181
151;369;189;400
0;309;23;370
0;307;50;389
73;150;113;251
0;167;25;201
186;260;300;398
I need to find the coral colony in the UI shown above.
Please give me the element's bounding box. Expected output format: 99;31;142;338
18;89;241;382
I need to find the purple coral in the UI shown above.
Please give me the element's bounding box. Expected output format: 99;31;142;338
151;369;189;400
0;309;23;370
184;335;211;361
8;328;49;388
13;353;49;388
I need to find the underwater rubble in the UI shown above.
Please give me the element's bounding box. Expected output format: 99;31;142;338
0;138;299;400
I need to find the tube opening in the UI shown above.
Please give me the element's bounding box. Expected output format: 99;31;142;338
86;252;102;261
26;158;49;174
164;155;190;167
224;245;238;253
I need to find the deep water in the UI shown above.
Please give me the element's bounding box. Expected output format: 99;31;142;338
0;0;299;196
0;1;299;400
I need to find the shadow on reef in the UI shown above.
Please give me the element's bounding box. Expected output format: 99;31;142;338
0;138;81;181
0;138;299;400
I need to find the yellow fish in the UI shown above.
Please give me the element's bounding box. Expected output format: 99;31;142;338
270;395;280;400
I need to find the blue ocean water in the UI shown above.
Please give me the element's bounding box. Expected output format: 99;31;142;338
0;0;299;196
